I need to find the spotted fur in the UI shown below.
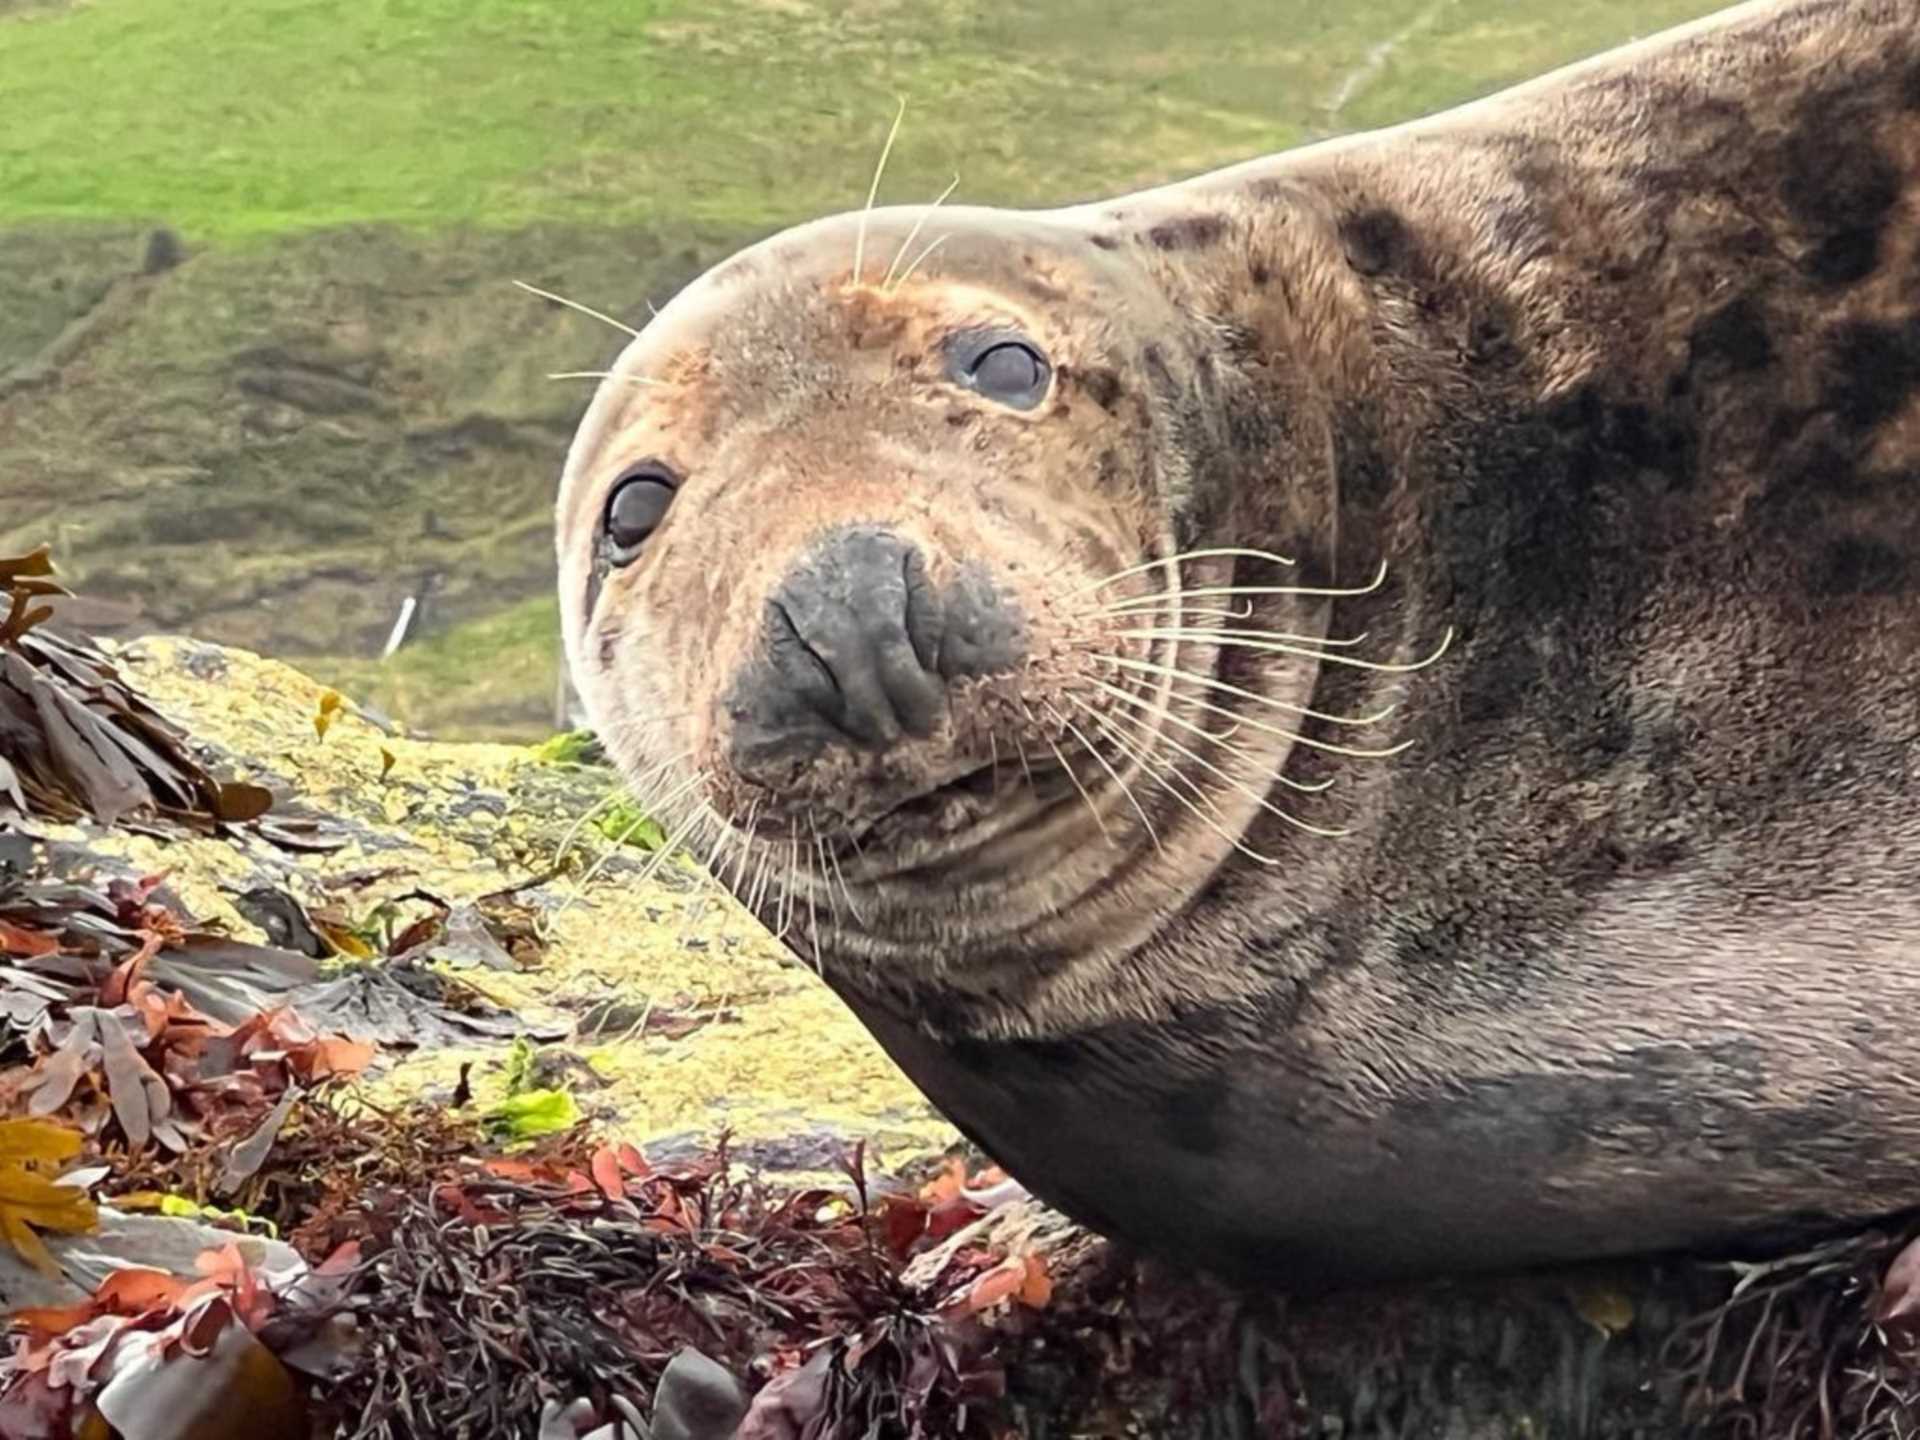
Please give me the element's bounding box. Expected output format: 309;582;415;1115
558;0;1920;1284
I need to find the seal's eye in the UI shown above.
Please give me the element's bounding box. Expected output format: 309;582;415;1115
604;463;678;561
947;329;1052;410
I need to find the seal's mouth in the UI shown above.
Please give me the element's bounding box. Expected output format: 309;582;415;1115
850;755;1074;854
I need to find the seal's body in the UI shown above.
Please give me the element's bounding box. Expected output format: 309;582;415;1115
557;0;1920;1284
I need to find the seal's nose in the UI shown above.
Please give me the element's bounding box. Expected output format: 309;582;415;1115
725;525;1025;788
765;525;945;748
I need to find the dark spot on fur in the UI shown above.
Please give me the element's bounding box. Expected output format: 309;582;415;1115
595;625;618;668
1486;199;1546;264
1425;377;1690;851
945;408;977;428
1584;822;1693;885
1780;102;1899;289
1159;1073;1231;1157
1215;321;1262;366
1823;318;1920;433
1146;214;1228;252
1339;207;1408;277
1384;1043;1776;1169
1072;365;1124;413
1250;259;1271;287
1467;301;1519;367
1811;536;1910;595
1141;343;1179;408
1088;233;1119;251
1808;228;1885;287
1688;295;1773;376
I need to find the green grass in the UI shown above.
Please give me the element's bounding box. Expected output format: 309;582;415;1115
312;593;564;742
2;0;1726;243
2;0;1730;740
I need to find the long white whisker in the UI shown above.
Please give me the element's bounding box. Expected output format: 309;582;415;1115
1072;701;1283;866
1101;675;1408;764
885;173;960;289
699;807;739;889
1098;691;1336;802
512;280;641;339
820;827;867;926
853;96;908;285
1087;678;1240;742
1073;546;1297;598
804;842;823;975
728;800;761;896
776;822;801;941
891;231;954;290
552;786;626;872
555;753;689;881
1097;703;1349;839
1049;704;1160;852
631;784;715;888
1015;742;1038;800
1159;625;1375;650
1115;625;1456;675
1096;559;1393;613
1033;709;1109;842
546;371;664;388
557;767;708;917
1091;679;1349;784
1102;655;1398;727
746;839;775;917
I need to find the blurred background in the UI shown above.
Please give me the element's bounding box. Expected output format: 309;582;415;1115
1;0;1720;743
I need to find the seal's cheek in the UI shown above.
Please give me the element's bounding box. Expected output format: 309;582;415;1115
719;522;1026;804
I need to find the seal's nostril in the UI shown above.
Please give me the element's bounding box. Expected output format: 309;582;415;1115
902;547;944;676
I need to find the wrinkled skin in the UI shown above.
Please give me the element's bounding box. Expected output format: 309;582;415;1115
558;0;1920;1286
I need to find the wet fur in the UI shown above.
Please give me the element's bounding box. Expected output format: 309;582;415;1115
560;0;1920;1285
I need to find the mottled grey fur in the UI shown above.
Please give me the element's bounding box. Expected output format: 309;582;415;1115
559;0;1920;1284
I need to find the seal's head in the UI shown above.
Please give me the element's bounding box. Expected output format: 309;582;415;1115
557;196;1387;1013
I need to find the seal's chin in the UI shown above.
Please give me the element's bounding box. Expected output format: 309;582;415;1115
732;752;1068;855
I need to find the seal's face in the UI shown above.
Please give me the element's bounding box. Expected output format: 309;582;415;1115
558;200;1352;993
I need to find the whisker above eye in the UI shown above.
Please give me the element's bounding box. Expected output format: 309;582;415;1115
547;370;665;388
885;172;961;290
853;94;909;286
512;279;643;339
891;231;955;290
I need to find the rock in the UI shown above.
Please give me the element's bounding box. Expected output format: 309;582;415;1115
650;1348;748;1440
53;635;958;1186
0;1208;306;1312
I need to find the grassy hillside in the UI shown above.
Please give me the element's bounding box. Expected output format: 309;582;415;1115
0;0;1724;739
